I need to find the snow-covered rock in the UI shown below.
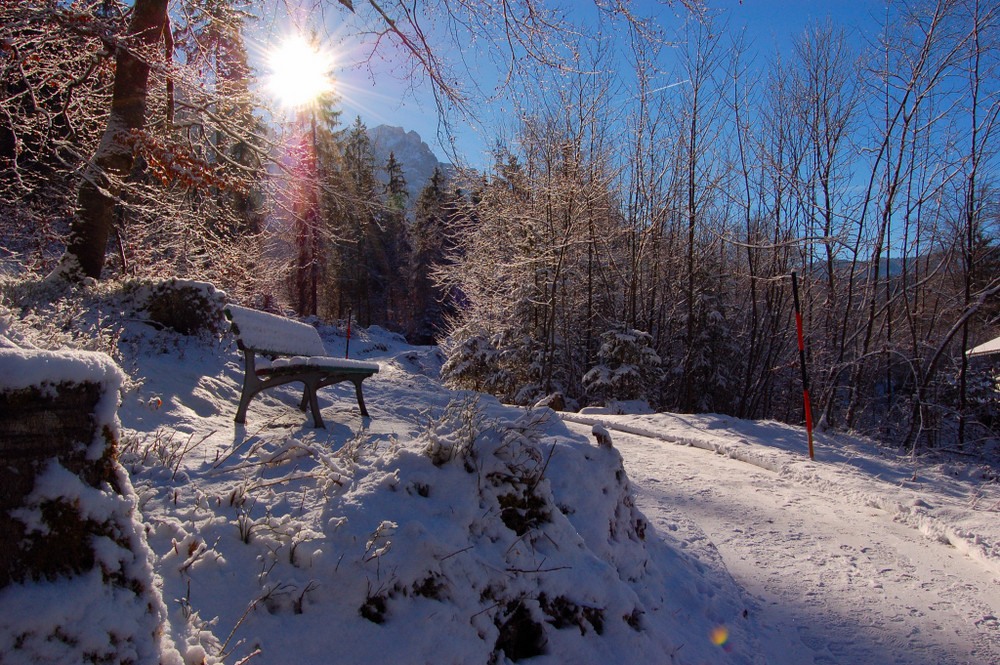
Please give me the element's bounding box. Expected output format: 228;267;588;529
369;124;454;204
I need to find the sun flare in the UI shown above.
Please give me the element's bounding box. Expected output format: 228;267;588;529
266;36;334;108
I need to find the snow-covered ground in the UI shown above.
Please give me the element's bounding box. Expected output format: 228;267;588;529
2;298;1000;664
563;414;1000;664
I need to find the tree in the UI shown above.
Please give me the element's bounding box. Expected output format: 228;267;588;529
325;116;387;324
582;325;662;406
59;0;170;280
410;167;465;343
40;0;706;283
0;2;125;271
379;151;411;327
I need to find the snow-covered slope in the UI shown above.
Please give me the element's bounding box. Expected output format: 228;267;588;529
0;292;757;665
3;282;998;664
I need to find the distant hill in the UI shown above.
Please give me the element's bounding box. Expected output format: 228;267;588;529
368;124;453;206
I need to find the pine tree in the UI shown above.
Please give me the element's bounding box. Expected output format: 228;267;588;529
313;89;346;319
326;117;384;324
409;167;463;343
379;151;410;328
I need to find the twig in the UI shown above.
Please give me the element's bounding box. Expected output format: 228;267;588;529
215;417;278;469
528;440;557;494
219;597;262;657
233;649;263;665
438;545;473;562
505;565;570;574
471;601;502;620
172;430;215;480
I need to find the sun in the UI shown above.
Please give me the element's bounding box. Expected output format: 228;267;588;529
266;35;334;108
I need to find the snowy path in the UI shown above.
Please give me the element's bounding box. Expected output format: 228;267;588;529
564;421;1000;665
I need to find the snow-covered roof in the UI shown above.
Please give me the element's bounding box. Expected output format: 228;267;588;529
968;335;1000;357
225;304;327;356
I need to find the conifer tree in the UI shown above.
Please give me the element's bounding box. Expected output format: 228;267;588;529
380;151;410;328
326;117;384;323
409;167;463;343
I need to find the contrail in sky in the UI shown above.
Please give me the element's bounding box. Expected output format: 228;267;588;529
644;79;691;95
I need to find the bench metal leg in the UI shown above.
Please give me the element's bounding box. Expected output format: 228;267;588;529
302;379;325;428
235;353;259;425
235;389;253;425
234;354;372;427
353;377;370;418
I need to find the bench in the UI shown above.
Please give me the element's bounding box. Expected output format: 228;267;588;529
224;305;379;428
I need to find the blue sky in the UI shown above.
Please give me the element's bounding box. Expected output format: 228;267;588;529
254;1;889;170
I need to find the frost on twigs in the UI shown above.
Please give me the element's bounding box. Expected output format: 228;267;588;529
421;395;489;468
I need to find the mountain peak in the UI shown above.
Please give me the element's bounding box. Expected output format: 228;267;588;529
368;124;453;204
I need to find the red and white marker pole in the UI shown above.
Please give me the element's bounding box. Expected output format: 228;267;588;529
791;271;815;460
345;306;352;359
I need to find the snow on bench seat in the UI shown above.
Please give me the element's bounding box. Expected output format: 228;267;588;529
257;356;380;374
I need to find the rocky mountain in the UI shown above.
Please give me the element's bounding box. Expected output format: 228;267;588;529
368;124;453;206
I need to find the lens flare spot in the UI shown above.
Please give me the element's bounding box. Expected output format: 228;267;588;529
710;625;729;646
266;36;334;108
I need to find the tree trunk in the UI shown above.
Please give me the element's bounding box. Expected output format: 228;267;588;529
62;0;169;280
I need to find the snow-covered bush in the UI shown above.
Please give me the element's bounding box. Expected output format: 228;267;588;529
965;365;1000;431
421;395;488;467
441;334;513;396
442;328;571;407
131;277;227;337
0;276;126;359
0;275;227;363
583;325;662;406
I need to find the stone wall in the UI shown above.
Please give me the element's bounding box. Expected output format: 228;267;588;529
0;381;118;587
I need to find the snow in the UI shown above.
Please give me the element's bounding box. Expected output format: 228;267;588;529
969;335;1000;358
562;412;1000;576
0;570;169;665
2;295;1000;664
0;346;124;458
0;346;123;393
562;412;1000;662
225;304;327;357
263;356;380;373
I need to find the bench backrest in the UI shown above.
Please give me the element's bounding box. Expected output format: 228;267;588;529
224;305;326;357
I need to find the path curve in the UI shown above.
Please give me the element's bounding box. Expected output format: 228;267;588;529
565;421;1000;665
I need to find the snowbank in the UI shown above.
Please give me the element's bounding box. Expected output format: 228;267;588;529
108;315;754;664
0;344;180;665
0;347;123;458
